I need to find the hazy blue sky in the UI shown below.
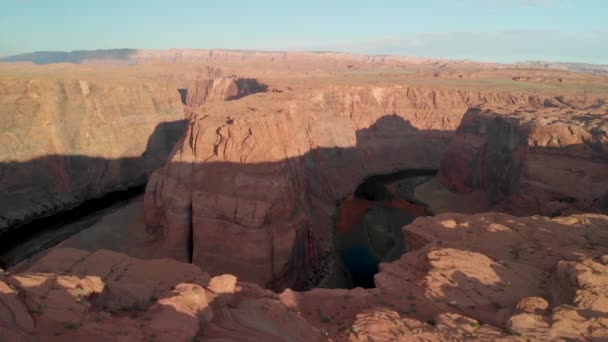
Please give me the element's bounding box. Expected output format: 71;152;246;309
1;0;606;63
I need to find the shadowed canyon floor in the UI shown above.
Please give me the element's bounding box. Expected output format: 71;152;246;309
1;51;607;341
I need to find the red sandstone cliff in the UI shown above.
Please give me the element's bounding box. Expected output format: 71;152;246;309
144;79;575;290
438;100;608;216
1;58;608;341
0;74;186;234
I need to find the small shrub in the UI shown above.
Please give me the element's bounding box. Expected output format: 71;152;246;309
320;315;332;323
62;321;79;330
31;305;44;315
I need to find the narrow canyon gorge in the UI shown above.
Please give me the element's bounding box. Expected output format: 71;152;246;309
1;50;607;341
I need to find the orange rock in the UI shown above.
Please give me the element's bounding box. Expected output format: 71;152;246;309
0;72;187;232
437;106;608;216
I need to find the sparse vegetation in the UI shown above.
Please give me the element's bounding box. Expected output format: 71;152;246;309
31;304;44;315
62;321;79;330
317;308;332;323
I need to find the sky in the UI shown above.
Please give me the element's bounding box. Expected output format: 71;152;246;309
0;0;606;64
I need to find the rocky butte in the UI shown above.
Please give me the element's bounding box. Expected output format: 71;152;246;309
0;49;607;341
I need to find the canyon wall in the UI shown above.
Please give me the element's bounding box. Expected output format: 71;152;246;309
438;99;608;216
144;79;556;290
0;77;186;234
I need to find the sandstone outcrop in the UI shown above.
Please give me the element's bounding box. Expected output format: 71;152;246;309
0;74;187;234
3;51;608;341
278;212;608;341
145;80;553;289
2;213;607;341
1;248;323;341
185;75;268;108
144;75;608;290
438;101;608;216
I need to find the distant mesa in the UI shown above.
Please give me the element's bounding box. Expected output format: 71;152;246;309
1;49;608;75
0;49;138;64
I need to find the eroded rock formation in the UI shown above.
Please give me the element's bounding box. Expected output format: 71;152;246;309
185;72;268;108
283;212;608;341
2;52;608;341
144;78;596;290
0;248;323;341
0;75;187;234
4;211;606;340
144;83;506;289
438;102;608;216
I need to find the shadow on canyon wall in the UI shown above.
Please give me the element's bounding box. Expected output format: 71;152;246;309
144;111;608;291
225;78;269;101
0;49;138;64
144;114;454;291
177;88;188;105
0;119;188;265
3;111;607;339
3;111;606;290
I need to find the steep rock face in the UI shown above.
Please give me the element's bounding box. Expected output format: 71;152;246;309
144;83;556;290
0;77;186;233
437;108;529;200
438;100;608;215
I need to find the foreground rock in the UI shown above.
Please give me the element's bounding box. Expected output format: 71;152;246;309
2;248;323;341
281;212;608;341
4;212;606;341
0;73;187;235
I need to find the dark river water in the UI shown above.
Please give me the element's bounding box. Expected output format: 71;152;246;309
331;169;436;288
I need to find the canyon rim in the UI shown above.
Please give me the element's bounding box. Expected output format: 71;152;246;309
0;48;607;341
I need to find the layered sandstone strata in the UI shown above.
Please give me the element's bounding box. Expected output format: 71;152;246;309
438;99;608;216
0;75;186;234
144;77;564;289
